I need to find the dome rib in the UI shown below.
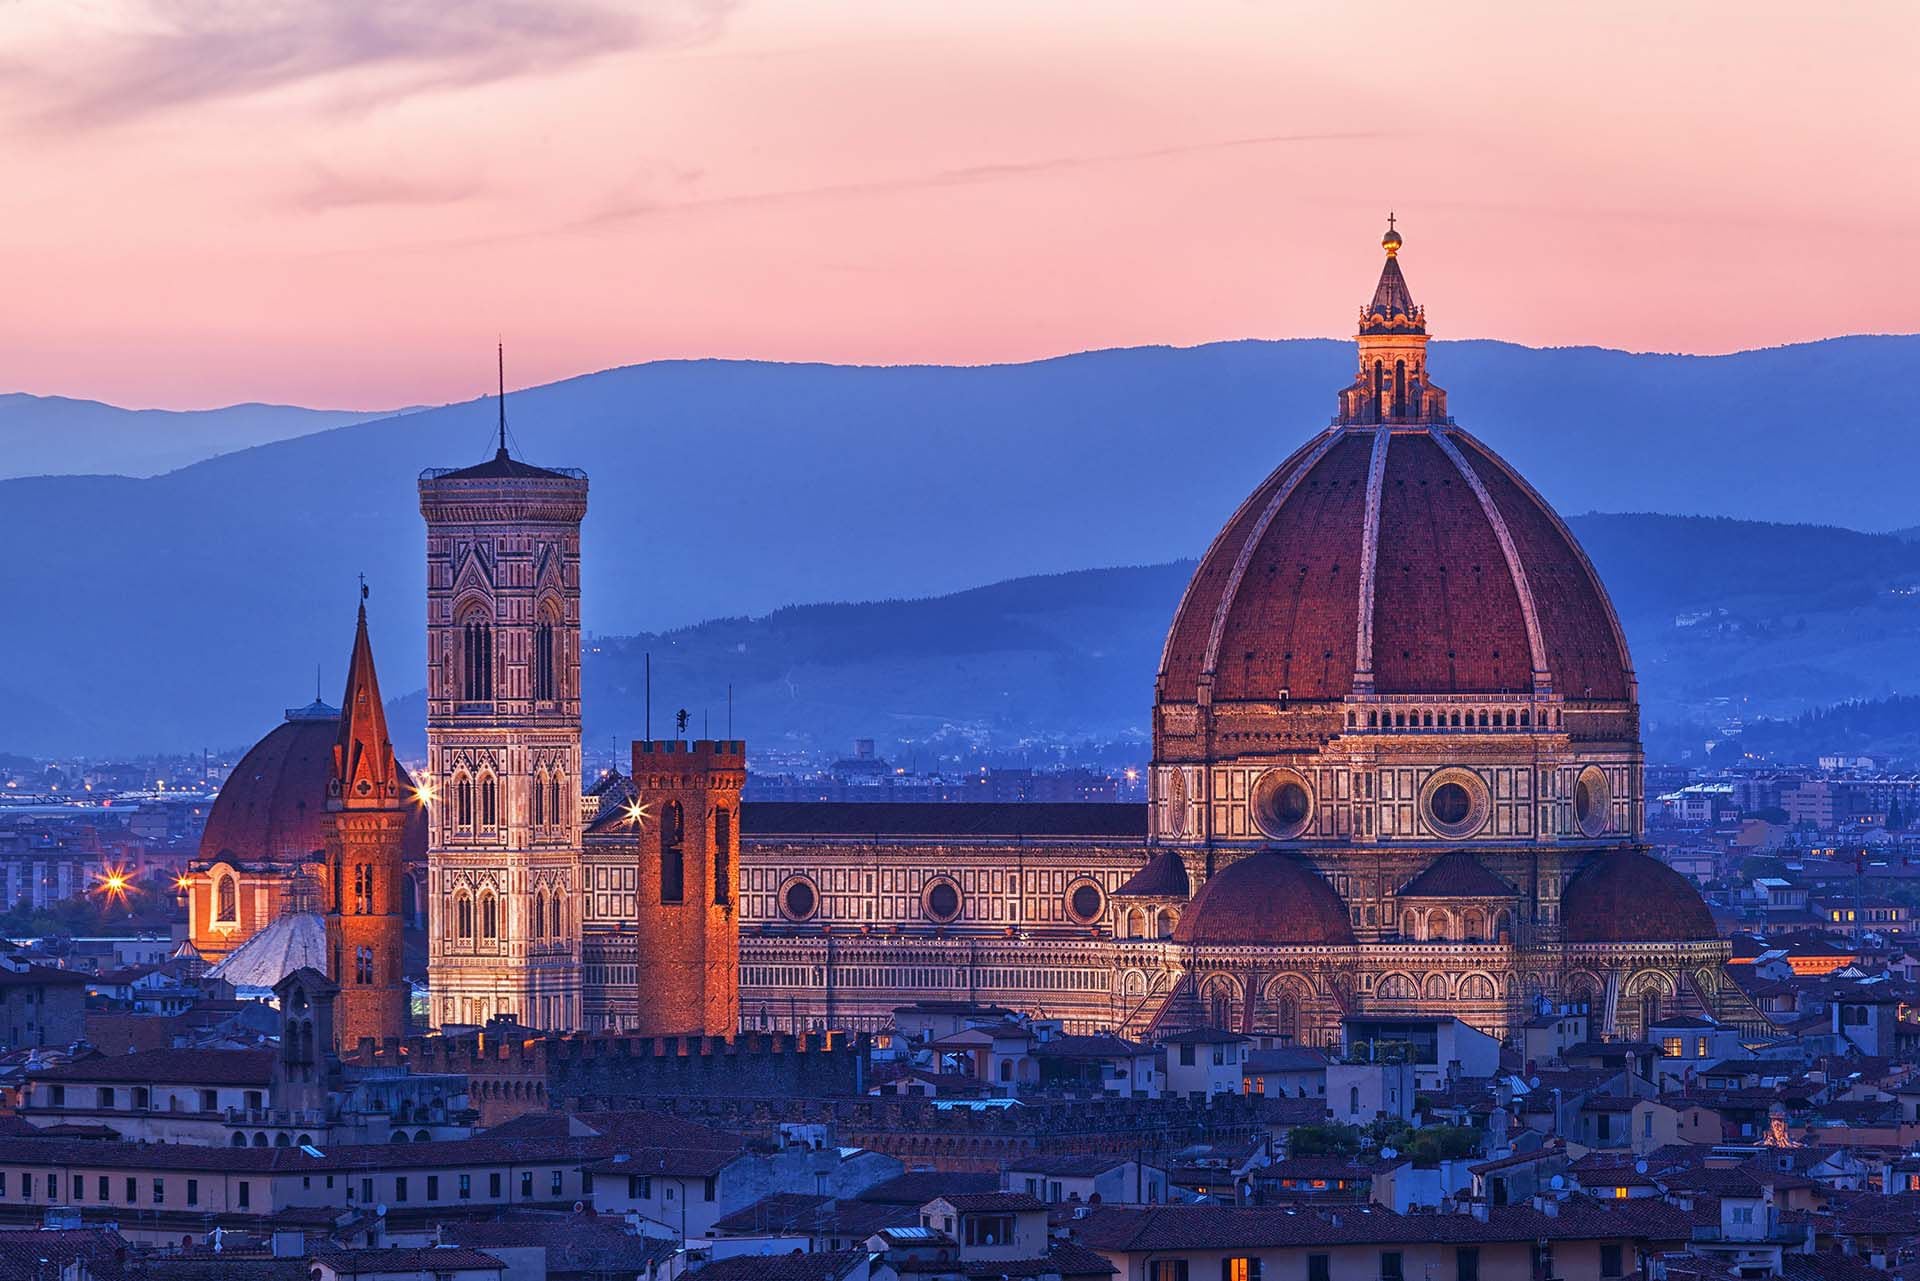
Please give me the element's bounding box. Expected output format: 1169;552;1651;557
1430;429;1550;691
1453;431;1636;703
1197;429;1344;686
1351;426;1392;692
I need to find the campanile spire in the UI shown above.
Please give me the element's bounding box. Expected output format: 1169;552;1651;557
1336;218;1448;426
324;593;409;1049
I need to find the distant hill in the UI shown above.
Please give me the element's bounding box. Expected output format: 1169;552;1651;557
0;393;404;480
3;335;1919;755
394;511;1920;764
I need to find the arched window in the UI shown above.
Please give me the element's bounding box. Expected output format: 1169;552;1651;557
1460;974;1496;1001
480;892;498;941
479;774;497;828
216;873;238;924
1393;358;1407;417
1376;973;1417;999
1426;910;1453;942
532;891;546;940
660;801;685;904
454;893;473;941
455;774;473;830
1205;979;1236;1031
713;807;732;905
532;771;546;827
550;773;563;830
533;614;557;702
460;610;494;702
354;946;374;984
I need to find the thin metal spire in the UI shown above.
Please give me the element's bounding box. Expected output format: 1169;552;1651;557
496;341;508;457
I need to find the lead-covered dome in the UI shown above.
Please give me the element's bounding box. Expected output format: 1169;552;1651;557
1172;854;1355;947
201;701;426;865
1561;850;1716;944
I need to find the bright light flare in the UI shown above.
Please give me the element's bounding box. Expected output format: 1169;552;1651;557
624;799;652;829
411;780;436;807
94;865;134;907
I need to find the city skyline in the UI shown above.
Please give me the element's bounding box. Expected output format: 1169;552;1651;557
0;1;1913;409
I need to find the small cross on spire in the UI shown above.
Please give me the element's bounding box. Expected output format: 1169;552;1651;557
358;572;368;601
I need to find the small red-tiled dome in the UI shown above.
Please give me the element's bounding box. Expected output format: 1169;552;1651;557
201;702;426;865
1561;851;1715;944
1172;853;1355;947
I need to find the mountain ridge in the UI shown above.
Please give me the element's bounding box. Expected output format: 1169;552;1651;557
5;335;1919;754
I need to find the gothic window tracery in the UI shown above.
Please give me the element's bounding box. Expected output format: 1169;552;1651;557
480;891;498;941
455;774;473;830
215;873;238;924
459;607;494;702
479;774;498;829
454;892;473;941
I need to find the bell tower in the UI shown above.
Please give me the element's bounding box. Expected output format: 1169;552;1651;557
324;593;411;1048
419;353;587;1031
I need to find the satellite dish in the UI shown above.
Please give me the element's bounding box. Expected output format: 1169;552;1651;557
572;1201;586;1214
1634;1159;1648;1175
1529;1076;1541;1090
375;1203;388;1218
1549;1175;1564;1190
1381;1147;1398;1160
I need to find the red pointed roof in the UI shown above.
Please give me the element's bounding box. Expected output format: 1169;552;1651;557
331;602;401;811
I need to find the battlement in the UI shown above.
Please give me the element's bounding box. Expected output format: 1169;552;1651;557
348;1027;861;1122
633;739;746;764
354;1027;844;1067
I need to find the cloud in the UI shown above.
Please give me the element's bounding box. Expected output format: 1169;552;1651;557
18;0;736;130
574;130;1378;228
289;165;484;213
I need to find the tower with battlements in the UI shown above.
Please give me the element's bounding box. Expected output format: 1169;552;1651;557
579;739;744;1035
419;371;587;1031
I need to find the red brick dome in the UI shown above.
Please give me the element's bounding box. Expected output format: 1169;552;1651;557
1172;853;1356;947
201;703;426;865
1158;424;1632;707
1561;850;1715;944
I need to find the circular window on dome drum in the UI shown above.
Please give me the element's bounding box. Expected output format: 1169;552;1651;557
1574;766;1613;837
1420;768;1490;840
779;876;818;922
1250;768;1315;840
1066;879;1104;925
923;877;962;924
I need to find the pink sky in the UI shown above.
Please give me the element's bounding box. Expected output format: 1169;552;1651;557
1;1;1914;410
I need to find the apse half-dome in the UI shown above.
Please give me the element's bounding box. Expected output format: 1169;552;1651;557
1561;850;1717;944
1172;853;1355;948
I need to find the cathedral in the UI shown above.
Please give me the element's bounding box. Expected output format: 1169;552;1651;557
190;225;1752;1049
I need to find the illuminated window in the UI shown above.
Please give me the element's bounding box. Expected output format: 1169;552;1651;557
1226;1259;1260;1281
1662;1037;1683;1058
215;874;238;924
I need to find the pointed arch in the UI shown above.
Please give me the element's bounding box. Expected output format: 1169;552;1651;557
479;890;498;942
456;601;494;702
